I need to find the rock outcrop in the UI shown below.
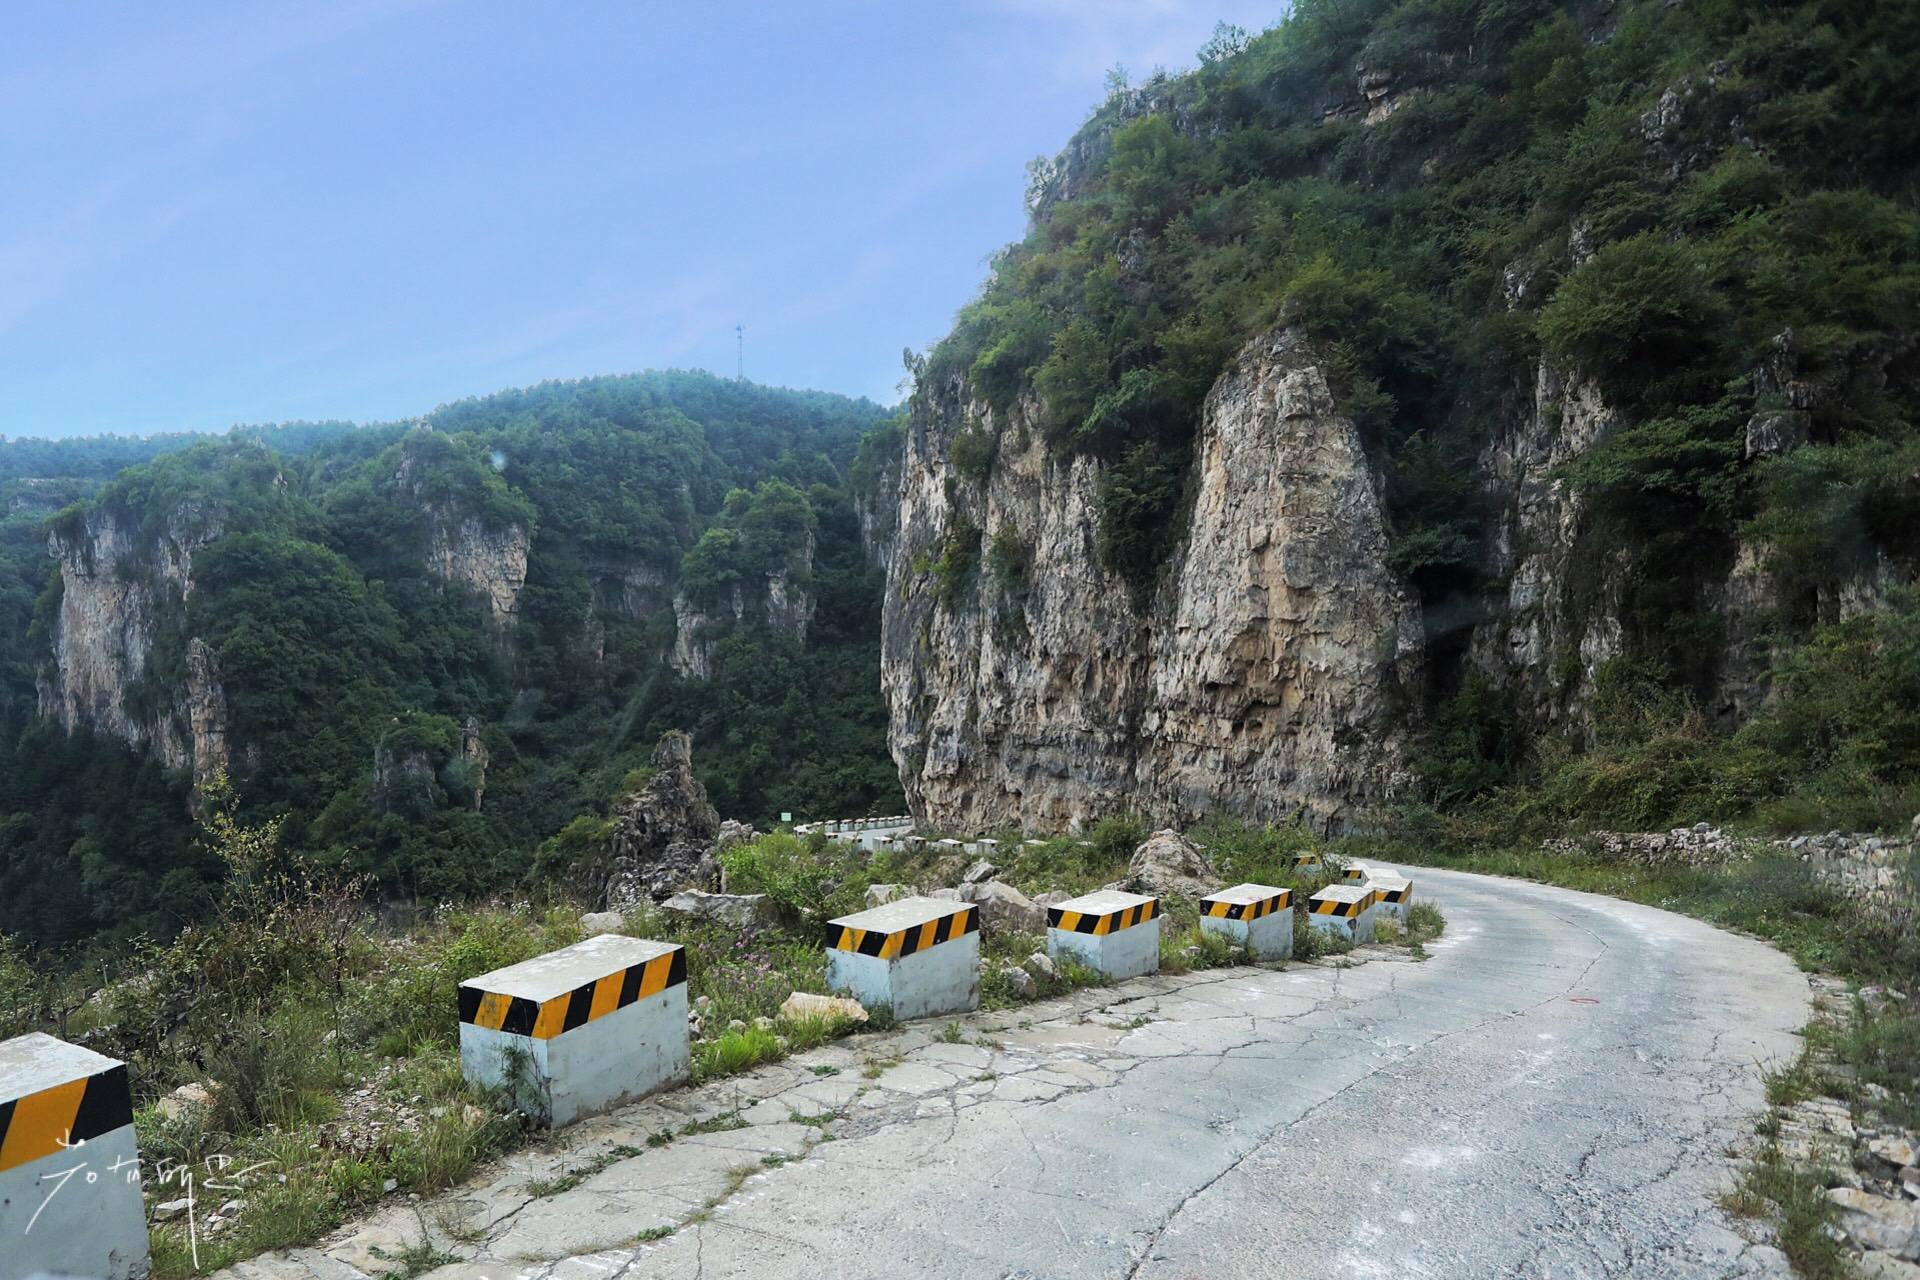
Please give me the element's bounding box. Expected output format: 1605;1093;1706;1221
604;732;722;906
36;502;230;785
670;539;816;681
882;327;1423;834
386;451;529;633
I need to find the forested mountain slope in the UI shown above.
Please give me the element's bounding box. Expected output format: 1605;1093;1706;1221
0;373;901;949
883;0;1920;834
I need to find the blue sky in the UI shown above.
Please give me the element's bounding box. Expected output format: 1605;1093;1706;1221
1;2;1285;439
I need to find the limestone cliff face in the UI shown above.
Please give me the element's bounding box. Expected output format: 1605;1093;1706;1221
1465;361;1628;730
390;449;530;633
882;327;1424;834
36;504;230;785
669;534;816;681
422;514;528;632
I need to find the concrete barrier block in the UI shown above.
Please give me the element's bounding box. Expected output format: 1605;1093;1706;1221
825;898;980;1021
459;934;689;1128
1294;851;1323;871
1342;863;1372;883
1199;883;1293;961
0;1033;149;1280
1371;873;1414;921
1047;890;1161;980
1306;885;1379;944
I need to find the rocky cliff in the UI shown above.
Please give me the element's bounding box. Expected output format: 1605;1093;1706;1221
36;503;231;788
669;537;816;681
883;328;1424;833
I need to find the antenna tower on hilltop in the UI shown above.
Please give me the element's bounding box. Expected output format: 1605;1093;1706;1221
736;324;744;381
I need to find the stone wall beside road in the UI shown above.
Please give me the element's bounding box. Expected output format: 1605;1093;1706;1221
1544;816;1919;917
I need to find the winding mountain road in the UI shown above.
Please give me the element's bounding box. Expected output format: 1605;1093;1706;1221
233;864;1811;1280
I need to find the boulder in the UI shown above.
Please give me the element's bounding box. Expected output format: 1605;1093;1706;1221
1026;951;1059;981
779;992;869;1025
1857;1252;1920;1280
961;860;1000;885
1828;1188;1920;1259
865;883;918;908
1033;890;1072;908
1001;966;1036;999
661;890;776;929
580;910;626;933
963;880;1045;932
157;1082;214;1122
1126;829;1216;898
1869;1134;1918;1173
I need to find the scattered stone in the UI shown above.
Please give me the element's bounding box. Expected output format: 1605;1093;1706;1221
382;1178;399;1194
1870;1135;1919;1172
580;910;625;933
215;1199;247;1218
1856;1252;1920;1280
661;890;777;928
1126;829;1216;897
865;883;917;908
960;860;1000;885
152;1199;191;1222
1001;966;1036;998
753;1016;776;1032
727;1019;748;1034
157;1081;214;1121
962;880;1045;933
1827;1187;1920;1259
1026;952;1059;981
1033;891;1071;908
778;991;869;1025
462;1104;487;1128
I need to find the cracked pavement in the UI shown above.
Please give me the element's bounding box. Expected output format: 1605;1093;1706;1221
214;863;1811;1279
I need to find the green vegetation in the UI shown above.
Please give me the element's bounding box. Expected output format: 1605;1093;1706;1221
925;0;1920;827
0;372;903;952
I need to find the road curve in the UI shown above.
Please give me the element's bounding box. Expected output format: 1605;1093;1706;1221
252;865;1812;1280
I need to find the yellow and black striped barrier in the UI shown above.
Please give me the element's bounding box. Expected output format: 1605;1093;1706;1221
1199;883;1295;961
1045;897;1160;936
1200;886;1290;922
1046;889;1163;980
457;934;692;1127
1371;873;1415;920
1306;884;1380;943
1;1033;149;1278
826;902;977;960
459;946;686;1041
1342;864;1371;883
1294;851;1323;870
825;898;983;1020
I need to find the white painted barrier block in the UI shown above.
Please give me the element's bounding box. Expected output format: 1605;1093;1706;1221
0;1034;149;1280
1199;883;1294;961
1342;863;1372;884
1294;851;1323;871
459;935;689;1128
1371;873;1415;922
826;898;980;1021
1306;884;1379;944
1047;890;1161;980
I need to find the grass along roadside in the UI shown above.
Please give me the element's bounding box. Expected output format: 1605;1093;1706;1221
11;811;1447;1278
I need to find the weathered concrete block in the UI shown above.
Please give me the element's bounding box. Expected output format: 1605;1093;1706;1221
1047;890;1161;980
1371;873;1415;921
1341;863;1372;884
0;1033;149;1280
1199;883;1293;961
459;934;689;1128
1294;851;1323;871
1307;884;1379;943
825;898;980;1021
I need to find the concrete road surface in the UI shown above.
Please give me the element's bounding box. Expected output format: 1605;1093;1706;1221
226;863;1811;1280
